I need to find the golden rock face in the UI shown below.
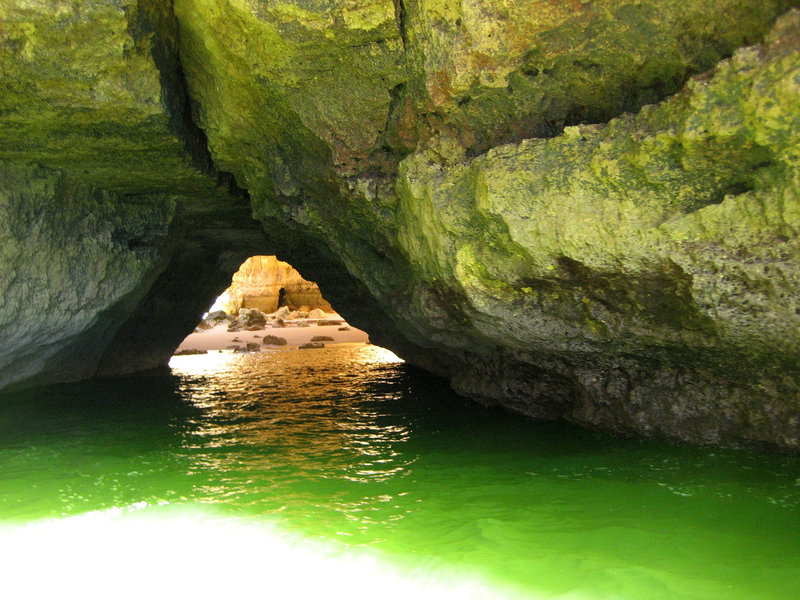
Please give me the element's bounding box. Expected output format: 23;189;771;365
223;256;333;314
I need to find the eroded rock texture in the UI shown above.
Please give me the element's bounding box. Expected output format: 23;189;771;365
1;0;799;449
0;162;175;387
0;0;265;383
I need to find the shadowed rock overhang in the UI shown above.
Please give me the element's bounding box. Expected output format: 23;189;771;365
1;0;799;450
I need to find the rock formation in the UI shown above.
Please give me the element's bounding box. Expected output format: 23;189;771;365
1;0;799;449
222;256;332;314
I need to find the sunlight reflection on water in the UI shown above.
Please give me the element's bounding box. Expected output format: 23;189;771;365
168;349;239;375
0;505;526;600
168;344;403;378
167;345;421;523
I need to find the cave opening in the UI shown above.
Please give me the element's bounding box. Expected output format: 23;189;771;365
172;255;380;358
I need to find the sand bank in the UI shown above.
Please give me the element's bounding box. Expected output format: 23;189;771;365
175;315;369;354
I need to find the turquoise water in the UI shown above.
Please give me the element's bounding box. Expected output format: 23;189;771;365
0;345;798;598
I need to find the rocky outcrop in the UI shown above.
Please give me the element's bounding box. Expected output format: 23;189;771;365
1;0;799;449
171;0;800;448
0;0;266;382
392;16;800;448
0;161;175;387
222;256;332;314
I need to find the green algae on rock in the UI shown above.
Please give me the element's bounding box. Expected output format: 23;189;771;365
399;0;799;154
1;0;799;449
0;0;213;193
169;0;799;447
392;11;800;448
0;0;265;385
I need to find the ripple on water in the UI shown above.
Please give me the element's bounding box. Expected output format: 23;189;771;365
0;345;797;599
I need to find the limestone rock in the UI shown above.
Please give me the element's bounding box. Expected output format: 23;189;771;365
173;348;207;356
273;306;292;320
203;310;233;328
166;0;800;451
388;12;800;448
299;341;325;349
0;0;228;197
0;0;262;384
223;256;332;314
318;319;344;327
225;308;269;332
0;161;175;388
2;0;800;451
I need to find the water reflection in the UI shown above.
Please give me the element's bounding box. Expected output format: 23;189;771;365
1;346;799;599
168;346;420;528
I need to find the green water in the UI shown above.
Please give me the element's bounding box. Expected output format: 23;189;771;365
1;345;798;599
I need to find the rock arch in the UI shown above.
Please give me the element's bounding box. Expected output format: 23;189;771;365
1;1;799;449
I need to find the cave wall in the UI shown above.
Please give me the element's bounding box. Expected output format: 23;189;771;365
0;0;270;384
1;0;799;449
0;0;403;388
93;200;267;377
0;161;176;388
168;0;800;448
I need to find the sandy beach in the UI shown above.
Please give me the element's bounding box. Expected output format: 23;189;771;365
175;313;369;354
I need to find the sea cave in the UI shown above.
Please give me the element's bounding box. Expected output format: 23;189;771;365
1;1;799;598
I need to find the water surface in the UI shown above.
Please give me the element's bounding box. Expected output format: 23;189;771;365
1;345;798;598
